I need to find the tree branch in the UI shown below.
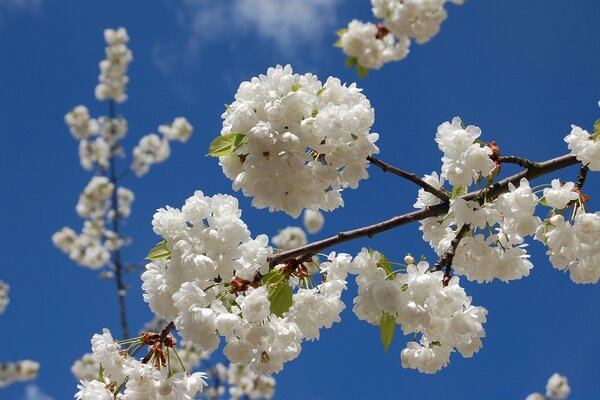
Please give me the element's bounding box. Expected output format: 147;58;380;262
497;155;540;169
433;224;470;275
575;164;589;189
268;154;579;267
367;156;450;201
107;99;129;339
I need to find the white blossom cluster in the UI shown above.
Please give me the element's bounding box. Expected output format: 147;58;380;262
338;20;410;70
527;372;571;400
142;191;349;374
0;280;8;314
216;363;275;399
536;211;600;284
53;176;133;269
352;249;487;373
217;65;379;217
414;118;538;283
565;124;600;170
95;27;132;103
65;105;128;171
435;117;496;187
272;227;307;250
338;0;463;71
0;360;40;388
75;329;207;399
132;117;193;177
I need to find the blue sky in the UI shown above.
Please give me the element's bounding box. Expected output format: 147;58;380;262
1;0;600;399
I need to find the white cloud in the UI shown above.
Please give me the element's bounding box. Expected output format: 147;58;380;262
155;0;340;75
1;0;42;14
23;384;54;400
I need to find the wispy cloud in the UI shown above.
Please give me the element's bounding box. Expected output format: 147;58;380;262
1;0;42;14
23;384;54;400
154;0;340;75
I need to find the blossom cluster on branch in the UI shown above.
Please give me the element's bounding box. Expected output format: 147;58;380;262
336;0;464;75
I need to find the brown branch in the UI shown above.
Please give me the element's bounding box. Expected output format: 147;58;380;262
575;164;589;189
268;154;579;267
108;99;129;339
141;321;176;364
433;224;470;275
367;156;450;201
497;155;540;169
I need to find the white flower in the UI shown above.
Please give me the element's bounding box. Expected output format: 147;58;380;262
400;339;452;374
545;373;570;400
272;227;307;250
159;117;193;143
0;281;9;315
219;64;379;217
435;117;495;187
79;138;110;171
65;105;99;140
238;287;271;323
340;20;409;69
76;177;114;218
0;360;40;388
525;393;545;400
75;379;114;400
71;353;99;382
95;27;132;103
564;124;600;170
303;209;324;234
542;179;579;209
372;0;461;44
131;134;171;177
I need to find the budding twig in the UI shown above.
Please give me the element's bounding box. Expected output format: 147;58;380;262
497;155;540;169
268;154;579;267
575;164;589;190
367;156;450;201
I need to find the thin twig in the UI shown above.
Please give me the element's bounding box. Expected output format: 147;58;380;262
107;99;129;339
268;154;579;267
367;156;450;201
433;224;470;274
575;164;589;189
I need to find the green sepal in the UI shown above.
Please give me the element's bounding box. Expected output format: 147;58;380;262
345;57;358;68
208;132;246;157
291;83;302;92
380;312;396;354
145;240;170;261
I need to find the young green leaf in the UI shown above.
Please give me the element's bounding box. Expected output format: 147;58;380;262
356;65;369;78
269;281;293;317
345;57;358;68
594;119;600;134
145;240;170;260
380;312;396;354
208;132;246;157
291;83;302;92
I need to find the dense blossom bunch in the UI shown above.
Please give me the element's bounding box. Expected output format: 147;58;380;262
0;360;39;388
0;281;8;314
338;20;410;70
272;227;307;250
53;175;129;269
74;329;207;399
352;249;487;373
132;117;192;177
564;124;600;170
536;212;600;283
338;0;463;72
216;64;379;217
95;27;132;103
527;373;571;400
142;191;349;374
413;118;537;283
65;105;99;140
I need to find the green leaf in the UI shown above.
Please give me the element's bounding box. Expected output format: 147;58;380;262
291;83;302;92
145;240;170;261
380;312;396;354
261;269;283;286
269;281;293;317
335;28;348;37
356;65;369;78
316;87;326;96
208;133;246;157
594;119;600;134
378;254;395;280
344;57;357;68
